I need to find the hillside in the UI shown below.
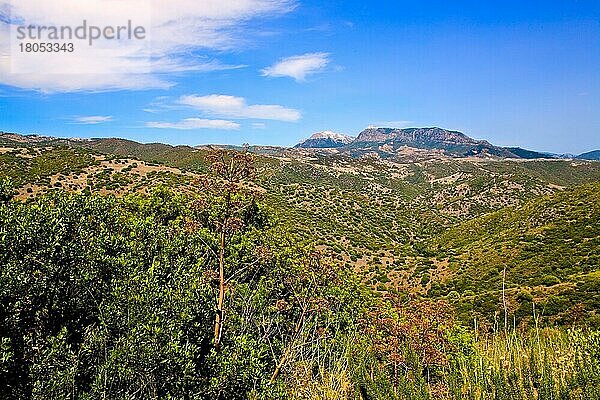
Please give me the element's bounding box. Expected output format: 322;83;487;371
292;127;600;160
577;150;600;161
2;133;600;399
2;133;600;323
429;183;600;327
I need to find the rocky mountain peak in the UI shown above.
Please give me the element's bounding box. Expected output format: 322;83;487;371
295;131;354;148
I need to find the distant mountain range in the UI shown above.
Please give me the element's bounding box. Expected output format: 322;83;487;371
503;147;557;159
1;128;598;161
576;150;600;161
294;127;600;160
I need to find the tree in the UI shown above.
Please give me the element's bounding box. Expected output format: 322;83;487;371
197;149;258;350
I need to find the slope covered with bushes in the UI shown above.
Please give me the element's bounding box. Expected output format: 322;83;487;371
430;183;600;328
1;147;600;399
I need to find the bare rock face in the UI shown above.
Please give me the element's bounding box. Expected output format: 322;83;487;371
351;127;518;158
356;127;479;146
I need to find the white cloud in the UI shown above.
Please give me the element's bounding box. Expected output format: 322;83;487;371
72;115;113;124
0;0;294;92
146;118;240;130
251;122;266;129
261;52;330;81
179;94;301;121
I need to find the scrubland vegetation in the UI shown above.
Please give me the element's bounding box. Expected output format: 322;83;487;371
1;141;599;398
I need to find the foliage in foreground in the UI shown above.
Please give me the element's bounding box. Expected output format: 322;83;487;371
286;327;600;400
445;328;600;400
0;189;365;399
0;183;599;399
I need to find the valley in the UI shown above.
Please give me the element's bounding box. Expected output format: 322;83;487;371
2;130;599;332
1;128;599;399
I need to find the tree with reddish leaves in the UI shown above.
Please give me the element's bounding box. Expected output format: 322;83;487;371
366;296;455;389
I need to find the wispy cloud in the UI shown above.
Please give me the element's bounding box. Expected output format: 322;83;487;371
72;115;113;124
146;118;240;130
261;52;330;81
0;0;294;92
179;94;301;121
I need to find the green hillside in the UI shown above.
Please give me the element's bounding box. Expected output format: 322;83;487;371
429;183;600;327
3;139;600;303
2;139;600;399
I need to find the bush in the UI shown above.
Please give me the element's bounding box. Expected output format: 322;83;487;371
0;178;14;203
447;291;460;301
538;274;561;287
0;189;365;399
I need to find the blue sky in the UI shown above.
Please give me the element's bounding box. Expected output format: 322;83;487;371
0;0;599;154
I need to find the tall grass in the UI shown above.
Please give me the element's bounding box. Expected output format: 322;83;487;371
285;328;600;400
448;328;600;400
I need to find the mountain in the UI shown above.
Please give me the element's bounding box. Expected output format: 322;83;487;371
354;127;475;144
295;131;354;148
348;127;519;158
2;130;597;162
576;150;600;161
504;147;558;159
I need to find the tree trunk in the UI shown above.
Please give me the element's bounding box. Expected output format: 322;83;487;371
214;229;226;350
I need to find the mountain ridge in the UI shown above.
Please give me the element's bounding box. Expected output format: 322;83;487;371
294;127;600;160
348;127;517;158
2;130;598;161
576;150;600;161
